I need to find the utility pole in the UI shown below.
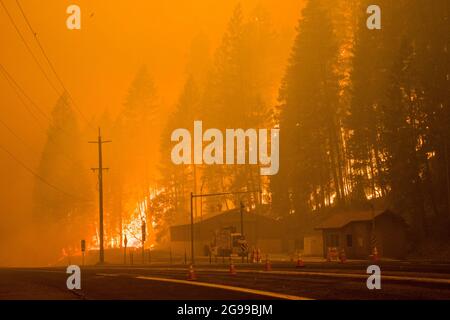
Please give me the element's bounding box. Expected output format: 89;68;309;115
123;234;128;264
142;220;146;264
89;128;111;264
240;201;245;263
190;192;194;265
240;201;245;237
445;141;450;217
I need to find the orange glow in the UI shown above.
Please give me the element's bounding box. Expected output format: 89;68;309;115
0;0;302;266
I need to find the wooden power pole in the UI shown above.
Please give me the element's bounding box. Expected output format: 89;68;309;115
89;128;111;264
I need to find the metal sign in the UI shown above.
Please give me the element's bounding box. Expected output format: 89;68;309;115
240;242;249;253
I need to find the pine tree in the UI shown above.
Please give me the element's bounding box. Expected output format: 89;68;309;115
111;66;159;244
346;0;449;242
346;0;408;201
383;38;427;238
381;0;450;240
200;5;276;212
273;0;342;218
159;76;201;223
33;93;92;255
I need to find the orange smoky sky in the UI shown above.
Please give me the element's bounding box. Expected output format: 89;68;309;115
0;0;303;265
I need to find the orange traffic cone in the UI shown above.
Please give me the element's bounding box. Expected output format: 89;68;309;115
296;254;305;268
187;265;197;281
229;262;237;275
264;255;272;271
339;249;347;264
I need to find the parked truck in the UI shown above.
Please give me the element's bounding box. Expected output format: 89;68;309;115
210;226;248;258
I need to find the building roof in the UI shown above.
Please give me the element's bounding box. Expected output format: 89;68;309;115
315;210;387;230
172;206;275;228
170;207;281;241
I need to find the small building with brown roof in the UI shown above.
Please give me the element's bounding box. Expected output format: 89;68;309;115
315;209;408;260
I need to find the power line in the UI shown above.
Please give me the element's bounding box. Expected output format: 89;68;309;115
0;63;50;123
0;142;90;202
0;74;92;204
0;116;92;207
0;107;74;169
14;0;94;129
0;0;61;96
0;63;84;166
0;117;40;154
0;63;78;140
0;64;48;130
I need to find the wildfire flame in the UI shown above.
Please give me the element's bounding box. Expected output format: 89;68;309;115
122;199;147;248
61;188;164;262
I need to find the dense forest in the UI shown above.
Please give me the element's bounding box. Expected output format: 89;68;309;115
155;0;450;252
30;0;449;259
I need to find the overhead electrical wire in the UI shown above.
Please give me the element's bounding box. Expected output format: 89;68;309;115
0;63;78;139
14;0;94;129
0;0;61;96
0;142;91;202
0;69;91;202
0;1;96;204
0;63;50;123
0;117;40;154
0;63;84;167
0;114;76;174
0;64;48;130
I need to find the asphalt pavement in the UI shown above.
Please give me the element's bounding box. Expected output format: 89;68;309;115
1;260;450;300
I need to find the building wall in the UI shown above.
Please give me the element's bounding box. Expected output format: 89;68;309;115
321;215;407;259
304;233;323;256
375;215;407;259
322;229;339;258
322;223;378;259
171;240;210;257
170;212;284;256
257;239;283;254
345;222;372;259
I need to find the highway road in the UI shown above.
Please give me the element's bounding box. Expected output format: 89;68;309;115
1;261;450;300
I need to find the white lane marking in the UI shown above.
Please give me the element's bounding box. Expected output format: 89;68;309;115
135;276;312;300
104;267;450;285
97;273;311;300
255;270;450;285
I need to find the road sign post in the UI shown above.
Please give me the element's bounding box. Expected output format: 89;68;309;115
240;201;245;263
142;220;146;264
190;192;194;265
123;234;128;265
81;239;86;266
240;201;244;237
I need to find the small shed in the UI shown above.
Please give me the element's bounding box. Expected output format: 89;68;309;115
315;209;408;259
